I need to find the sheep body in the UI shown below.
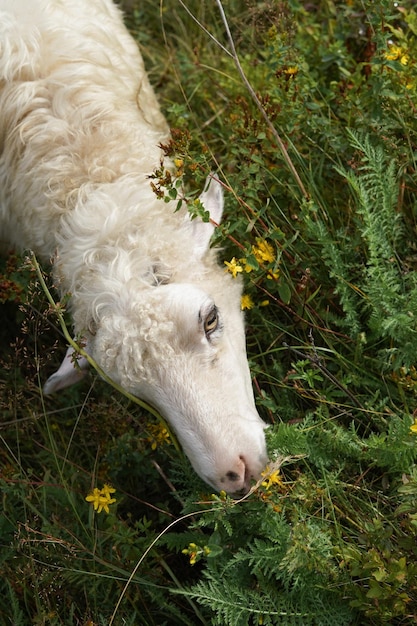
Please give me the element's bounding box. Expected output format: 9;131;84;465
0;0;268;493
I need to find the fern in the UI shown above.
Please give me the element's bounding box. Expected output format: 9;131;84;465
364;411;417;473
343;130;403;256
172;502;354;626
304;412;365;468
301;201;363;335
239;537;288;581
178;569;353;626
305;130;417;368
3;580;26;626
179;572;312;626
337;133;417;355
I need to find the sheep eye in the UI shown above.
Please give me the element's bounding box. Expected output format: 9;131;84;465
204;306;219;336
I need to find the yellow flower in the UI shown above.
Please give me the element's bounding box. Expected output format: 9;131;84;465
252;238;275;264
182;542;211;565
86;487;101;506
173;157;184;176
239;257;255;273
86;484;117;514
384;45;402;61
384;45;410;65
224;257;243;278
261;466;284;490
101;483;116;498
266;269;280;281
410;419;417;434
241;294;254;310
285;66;298;76
147;423;171;450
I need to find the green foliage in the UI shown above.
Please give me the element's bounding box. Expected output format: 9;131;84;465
2;0;417;624
305;130;417;369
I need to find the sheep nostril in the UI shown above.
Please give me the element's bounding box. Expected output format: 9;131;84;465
225;470;240;483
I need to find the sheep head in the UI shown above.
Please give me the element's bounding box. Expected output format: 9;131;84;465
44;178;268;494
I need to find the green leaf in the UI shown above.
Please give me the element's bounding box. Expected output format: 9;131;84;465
278;281;292;304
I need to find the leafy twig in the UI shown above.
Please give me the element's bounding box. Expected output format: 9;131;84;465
214;0;309;200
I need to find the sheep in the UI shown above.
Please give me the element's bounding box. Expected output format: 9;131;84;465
0;0;268;494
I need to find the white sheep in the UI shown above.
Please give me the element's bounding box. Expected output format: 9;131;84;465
0;0;268;493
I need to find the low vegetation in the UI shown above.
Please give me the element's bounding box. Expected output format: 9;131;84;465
1;1;417;623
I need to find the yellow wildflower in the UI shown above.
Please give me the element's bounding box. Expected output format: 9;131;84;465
266;269;280;281
410;418;417;434
285;66;298;76
384;45;402;61
260;299;270;307
183;542;198;565
384;45;410;65
182;542;211;566
261;466;284;490
239;257;255;273
147;423;171;450
224;257;243;278
252;238;275;264
101;483;116;499
241;294;254;310
173;157;184;176
85;487;102;509
85;484;116;514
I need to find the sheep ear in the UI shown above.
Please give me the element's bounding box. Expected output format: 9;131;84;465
190;175;224;258
43;345;89;394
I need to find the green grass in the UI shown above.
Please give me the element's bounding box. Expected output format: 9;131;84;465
1;0;417;624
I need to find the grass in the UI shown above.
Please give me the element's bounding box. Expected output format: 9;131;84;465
1;0;417;624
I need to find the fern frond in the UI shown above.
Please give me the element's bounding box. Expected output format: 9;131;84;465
179;572;313;626
4;581;26;626
301;203;362;335
331;131;417;367
178;568;353;626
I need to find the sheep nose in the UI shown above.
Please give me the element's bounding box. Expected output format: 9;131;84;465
220;456;253;495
